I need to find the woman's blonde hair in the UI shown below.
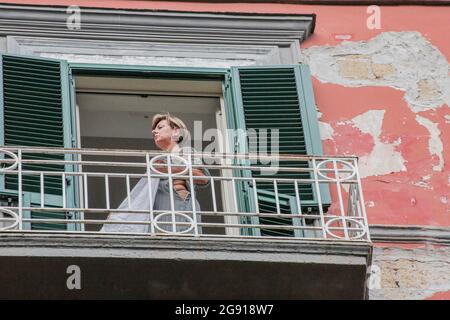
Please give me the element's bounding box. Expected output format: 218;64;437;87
151;112;190;144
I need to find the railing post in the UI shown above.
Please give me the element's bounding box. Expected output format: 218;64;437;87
62;173;67;209
312;158;327;239
146;153;155;235
167;154;176;233
17;149;22;230
210;177;217;212
83;173;89;210
273;179;280;214
104;174;110;210
40;172;44;208
252;178;259;214
126;174;131;209
188;153;199;237
333;159;349;240
353;158;371;241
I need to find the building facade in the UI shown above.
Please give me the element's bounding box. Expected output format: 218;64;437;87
0;0;448;299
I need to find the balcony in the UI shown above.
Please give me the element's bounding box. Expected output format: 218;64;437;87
0;147;372;299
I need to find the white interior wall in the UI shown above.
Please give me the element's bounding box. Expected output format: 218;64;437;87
78;94;219;142
75;76;225;233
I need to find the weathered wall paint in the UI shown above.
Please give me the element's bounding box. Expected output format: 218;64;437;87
298;25;448;227
348;109;407;178
1;0;449;300
302;32;450;113
425;290;450;300
316;81;449;225
415;115;444;172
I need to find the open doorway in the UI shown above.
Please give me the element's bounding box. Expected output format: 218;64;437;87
74;75;227;234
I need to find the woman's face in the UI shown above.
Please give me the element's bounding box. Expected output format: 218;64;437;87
152;119;179;150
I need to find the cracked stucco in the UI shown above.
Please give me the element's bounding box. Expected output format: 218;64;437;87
347;110;406;178
301;31;450;113
412;174;433;190
317;111;335;141
415;115;444;171
370;246;450;300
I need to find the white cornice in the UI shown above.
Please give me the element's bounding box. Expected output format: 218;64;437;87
370;225;450;245
6;36;285;67
0;4;315;46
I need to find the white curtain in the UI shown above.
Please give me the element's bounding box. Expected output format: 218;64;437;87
100;177;160;233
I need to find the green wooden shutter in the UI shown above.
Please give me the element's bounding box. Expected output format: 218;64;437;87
251;188;304;237
0;54;76;230
229;65;330;237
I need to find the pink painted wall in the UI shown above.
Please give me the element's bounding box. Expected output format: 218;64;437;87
1;1;449;228
425;290;450;300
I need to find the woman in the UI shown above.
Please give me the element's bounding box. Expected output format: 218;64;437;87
101;113;209;234
151;113;210;233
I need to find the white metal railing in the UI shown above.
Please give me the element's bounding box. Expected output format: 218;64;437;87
0;147;370;241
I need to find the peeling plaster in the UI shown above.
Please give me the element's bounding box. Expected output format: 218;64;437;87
319;121;334;140
317;111;335;141
366;201;375;208
350;110;407;178
412;175;434;190
301;32;450;113
445;115;450;124
352;110;384;137
413;181;433;190
426;290;450;300
415;115;444;171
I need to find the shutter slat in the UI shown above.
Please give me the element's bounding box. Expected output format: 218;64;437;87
6;78;62;89
4;94;62;106
6;128;63;138
4;62;60;73
4;55;61;66
3;88;62;100
6;109;63;121
3;72;61;84
6;116;64;130
243;98;299;102
4;68;62;80
5;79;60;94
